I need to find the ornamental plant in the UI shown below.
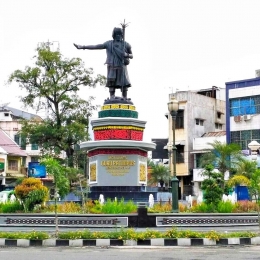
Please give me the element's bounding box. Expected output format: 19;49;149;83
87;198;137;214
14;178;48;211
0;201;24;213
0;228;257;241
201;164;224;210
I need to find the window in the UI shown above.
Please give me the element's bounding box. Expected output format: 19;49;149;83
14;134;20;145
195;119;204;126
175;110;184;129
4;113;9;117
14;134;26;150
176;145;184;163
31;157;39;162
217;112;222;119
231;129;260;150
215;123;223;130
195;153;203;168
8;160;18;171
230;95;260;116
31;144;38;150
20;136;26;150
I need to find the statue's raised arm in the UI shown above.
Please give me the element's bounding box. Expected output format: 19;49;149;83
73;27;133;102
73;43;105;50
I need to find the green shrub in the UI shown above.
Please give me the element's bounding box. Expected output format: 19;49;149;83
24;189;49;212
90;198;137;214
0;201;23;213
58;230;93;240
0;231;49;239
43;202;81;213
0;228;257;241
191;202;216;213
217;201;235;213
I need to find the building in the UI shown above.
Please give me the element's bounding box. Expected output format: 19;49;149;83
0;129;27;189
0;106;44;188
167;87;226;199
0;106;43;164
226;71;260;154
192;131;226;197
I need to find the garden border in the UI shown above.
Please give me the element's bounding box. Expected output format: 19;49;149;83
0;213;259;228
1;237;260;247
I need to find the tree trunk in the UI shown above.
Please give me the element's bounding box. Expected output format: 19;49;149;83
66;147;74;167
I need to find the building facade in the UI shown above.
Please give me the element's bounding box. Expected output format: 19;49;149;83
0;106;44;188
192;131;227;197
226;73;260;156
0;129;27;189
167;87;226;199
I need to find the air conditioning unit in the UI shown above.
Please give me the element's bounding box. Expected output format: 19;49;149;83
243;115;251;121
234;115;242;122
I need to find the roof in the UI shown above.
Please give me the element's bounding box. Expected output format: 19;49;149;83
201;131;226;137
6;106;42;121
0;130;27;157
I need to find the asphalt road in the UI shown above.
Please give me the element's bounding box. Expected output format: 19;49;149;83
1;246;260;260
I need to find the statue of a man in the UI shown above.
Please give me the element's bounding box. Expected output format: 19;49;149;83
74;27;133;100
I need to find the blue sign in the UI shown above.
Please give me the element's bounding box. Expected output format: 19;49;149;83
28;162;46;178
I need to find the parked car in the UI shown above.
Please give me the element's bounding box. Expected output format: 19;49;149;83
0;188;15;203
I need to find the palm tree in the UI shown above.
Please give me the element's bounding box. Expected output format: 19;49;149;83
227;158;257;197
235;158;257;179
199;141;242;175
148;163;171;191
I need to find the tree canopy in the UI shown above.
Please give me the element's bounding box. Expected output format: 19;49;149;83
148;162;170;189
199;141;242;175
40;157;70;199
8;43;106;166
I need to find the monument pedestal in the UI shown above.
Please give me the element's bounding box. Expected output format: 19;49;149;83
80;100;156;202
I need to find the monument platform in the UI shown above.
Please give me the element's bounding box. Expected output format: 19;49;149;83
80;99;156;201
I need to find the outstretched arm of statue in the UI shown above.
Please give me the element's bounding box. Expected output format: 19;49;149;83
73;43;105;50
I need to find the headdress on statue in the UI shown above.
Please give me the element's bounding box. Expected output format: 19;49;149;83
112;27;123;39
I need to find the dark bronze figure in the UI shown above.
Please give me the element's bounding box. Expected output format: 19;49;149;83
74;27;133;100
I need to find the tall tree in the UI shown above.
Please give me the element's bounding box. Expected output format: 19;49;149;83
8;43;105;166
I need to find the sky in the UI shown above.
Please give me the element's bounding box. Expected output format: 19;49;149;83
1;0;260;142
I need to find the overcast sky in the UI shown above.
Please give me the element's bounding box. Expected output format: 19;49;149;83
1;0;260;142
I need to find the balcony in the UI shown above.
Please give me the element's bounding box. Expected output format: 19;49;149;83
6;166;27;178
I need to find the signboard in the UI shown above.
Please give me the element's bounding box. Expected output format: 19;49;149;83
0;158;5;173
88;154;147;186
28;162;46;178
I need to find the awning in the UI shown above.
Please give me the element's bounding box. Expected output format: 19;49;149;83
190;150;210;154
163;140;185;149
176;140;185;145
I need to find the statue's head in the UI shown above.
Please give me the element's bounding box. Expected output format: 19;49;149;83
112;27;123;40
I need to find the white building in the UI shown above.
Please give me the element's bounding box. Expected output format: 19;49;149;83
192;131;227;197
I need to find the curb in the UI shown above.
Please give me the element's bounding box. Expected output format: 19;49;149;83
0;237;260;247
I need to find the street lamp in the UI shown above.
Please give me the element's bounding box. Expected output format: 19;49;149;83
248;140;260;161
168;96;179;213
